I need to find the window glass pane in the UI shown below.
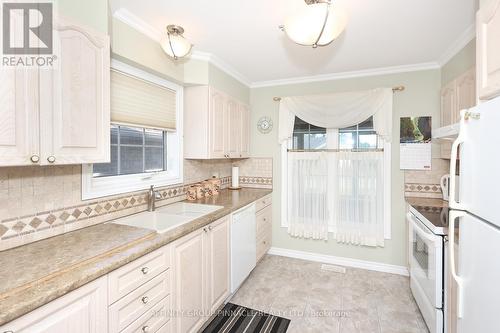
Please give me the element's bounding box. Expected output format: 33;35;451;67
145;128;164;146
120;146;143;175
341;124;357;131
111;125;118;145
339;132;357;149
120;126;143;145
145;147;164;172
293;117;309;132
293;133;306;149
359;132;378;148
309;124;326;133
358;117;374;130
93;145;118;177
308;133;327;149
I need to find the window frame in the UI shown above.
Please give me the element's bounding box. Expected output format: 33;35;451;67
281;119;392;240
81;60;184;200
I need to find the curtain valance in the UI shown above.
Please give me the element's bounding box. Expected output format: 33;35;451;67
278;88;393;143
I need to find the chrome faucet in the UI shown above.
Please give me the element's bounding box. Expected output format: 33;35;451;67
147;185;162;212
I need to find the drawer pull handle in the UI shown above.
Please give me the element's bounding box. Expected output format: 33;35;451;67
141;267;149;275
30;155;40;163
263;218;267;222
142;326;150;333
142;296;149;304
47;155;56;163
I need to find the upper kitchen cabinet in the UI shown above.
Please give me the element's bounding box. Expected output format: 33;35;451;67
39;17;110;165
0;68;39;166
0;17;110;167
184;85;250;159
477;0;500;101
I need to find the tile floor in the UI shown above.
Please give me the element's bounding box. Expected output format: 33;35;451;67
230;255;429;333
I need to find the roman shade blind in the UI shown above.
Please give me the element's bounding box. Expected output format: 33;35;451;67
110;69;177;130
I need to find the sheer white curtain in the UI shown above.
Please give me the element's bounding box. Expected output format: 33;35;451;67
333;151;385;247
287;152;329;240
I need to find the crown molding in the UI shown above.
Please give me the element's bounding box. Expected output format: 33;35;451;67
190;51;252;87
112;8;473;90
113;8;163;42
437;24;476;67
112;8;251;87
250;62;440;88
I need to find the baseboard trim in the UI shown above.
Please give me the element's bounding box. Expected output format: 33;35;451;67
267;247;409;276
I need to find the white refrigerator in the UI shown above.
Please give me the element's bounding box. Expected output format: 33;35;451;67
448;96;500;333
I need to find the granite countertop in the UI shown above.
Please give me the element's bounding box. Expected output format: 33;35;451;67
405;196;449;208
0;188;272;326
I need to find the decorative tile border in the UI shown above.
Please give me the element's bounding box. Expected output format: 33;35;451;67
404;183;443;199
239;176;273;189
0;176;233;250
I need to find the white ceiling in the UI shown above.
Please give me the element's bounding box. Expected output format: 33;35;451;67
110;0;478;86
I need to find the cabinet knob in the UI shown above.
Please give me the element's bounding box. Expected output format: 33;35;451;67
47;156;56;163
141;267;149;275
203;227;208;233
208;225;213;231
141;296;149;304
30;155;40;163
142;326;150;333
3;331;14;333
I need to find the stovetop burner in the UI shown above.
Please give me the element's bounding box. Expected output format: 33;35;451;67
410;204;449;235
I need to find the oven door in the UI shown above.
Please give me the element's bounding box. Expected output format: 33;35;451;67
408;212;443;308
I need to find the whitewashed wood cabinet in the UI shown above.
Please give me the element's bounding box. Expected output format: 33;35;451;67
477;0;500;101
172;216;230;333
256;195;272;262
184;86;250;159
0;17;110;167
0;277;108;333
206;216;231;314
440;68;476;159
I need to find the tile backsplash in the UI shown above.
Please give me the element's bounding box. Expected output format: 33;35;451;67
404;158;450;199
0;158;273;251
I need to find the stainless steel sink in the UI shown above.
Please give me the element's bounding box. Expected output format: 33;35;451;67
111;202;223;233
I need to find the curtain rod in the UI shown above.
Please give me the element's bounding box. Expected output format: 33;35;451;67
288;148;384;153
273;86;405;101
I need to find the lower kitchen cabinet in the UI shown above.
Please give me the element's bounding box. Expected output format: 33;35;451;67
0;276;108;333
206;216;231;314
172;216;230;333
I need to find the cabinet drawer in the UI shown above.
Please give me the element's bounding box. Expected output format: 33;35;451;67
256;206;272;236
109;245;170;304
256;232;271;262
156;320;172;333
255;195;272;212
109;271;171;333
121;295;171;333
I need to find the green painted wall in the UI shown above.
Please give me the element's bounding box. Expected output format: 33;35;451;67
250;69;441;266
441;39;476;86
55;0;108;33
209;64;250;104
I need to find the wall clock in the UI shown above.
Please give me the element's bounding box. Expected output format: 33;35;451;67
257;117;273;134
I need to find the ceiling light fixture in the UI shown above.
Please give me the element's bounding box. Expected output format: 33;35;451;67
160;25;193;60
280;0;348;48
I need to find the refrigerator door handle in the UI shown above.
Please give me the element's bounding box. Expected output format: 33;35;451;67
449;210;466;319
449;110;467;210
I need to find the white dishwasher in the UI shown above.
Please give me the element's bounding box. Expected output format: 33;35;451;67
231;203;256;293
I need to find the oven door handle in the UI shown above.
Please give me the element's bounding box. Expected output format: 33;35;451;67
407;213;440;245
448;210;466;319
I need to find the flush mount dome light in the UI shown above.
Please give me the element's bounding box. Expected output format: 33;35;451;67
160;25;193;60
281;0;348;48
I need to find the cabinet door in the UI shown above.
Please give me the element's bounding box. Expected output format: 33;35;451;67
0;277;107;333
226;98;241;158
456;68;476;121
0;68;39;166
239;104;250;158
173;229;206;333
206;217;230;314
209;89;226;159
39;17;110;165
0;9;39;167
477;0;500;100
440;81;457;127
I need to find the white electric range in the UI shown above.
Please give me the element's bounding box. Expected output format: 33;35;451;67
407;203;450;333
